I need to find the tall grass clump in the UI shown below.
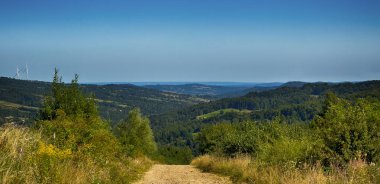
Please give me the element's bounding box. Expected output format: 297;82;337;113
192;155;380;184
0;125;40;183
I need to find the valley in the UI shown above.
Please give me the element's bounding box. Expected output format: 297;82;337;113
1;76;380;183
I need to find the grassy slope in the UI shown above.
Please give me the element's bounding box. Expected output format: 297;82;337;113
196;108;252;120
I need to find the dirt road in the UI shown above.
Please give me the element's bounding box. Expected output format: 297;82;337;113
135;164;231;184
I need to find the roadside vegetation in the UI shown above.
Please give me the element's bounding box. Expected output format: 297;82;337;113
0;69;155;183
192;155;379;184
192;93;380;183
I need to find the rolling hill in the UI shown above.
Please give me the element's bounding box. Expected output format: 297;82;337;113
0;77;208;125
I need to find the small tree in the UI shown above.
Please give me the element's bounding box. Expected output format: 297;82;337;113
35;69;119;161
115;108;157;156
39;68;97;120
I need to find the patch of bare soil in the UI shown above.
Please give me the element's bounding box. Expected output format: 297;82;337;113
135;164;231;184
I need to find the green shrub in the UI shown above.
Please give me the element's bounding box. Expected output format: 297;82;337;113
35;116;121;164
196;120;320;166
152;145;193;164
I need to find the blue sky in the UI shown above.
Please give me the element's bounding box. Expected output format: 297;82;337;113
0;0;379;82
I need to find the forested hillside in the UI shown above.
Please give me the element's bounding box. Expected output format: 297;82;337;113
145;83;280;98
0;77;207;125
145;83;248;96
151;80;380;154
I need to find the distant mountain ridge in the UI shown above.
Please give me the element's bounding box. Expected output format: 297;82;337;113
84;82;279;87
280;81;308;88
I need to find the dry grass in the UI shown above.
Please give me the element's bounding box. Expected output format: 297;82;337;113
0;124;39;183
0;124;153;184
191;155;380;184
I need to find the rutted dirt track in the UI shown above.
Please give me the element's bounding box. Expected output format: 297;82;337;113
135;164;232;184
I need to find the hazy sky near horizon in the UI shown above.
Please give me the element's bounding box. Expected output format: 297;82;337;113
0;0;380;82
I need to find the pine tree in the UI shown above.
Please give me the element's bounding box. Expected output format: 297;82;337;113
39;69;97;120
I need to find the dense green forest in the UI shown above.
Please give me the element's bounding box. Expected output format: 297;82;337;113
150;80;380;156
0;77;207;125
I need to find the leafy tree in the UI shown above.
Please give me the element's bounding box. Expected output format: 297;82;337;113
115;108;157;156
312;93;380;165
